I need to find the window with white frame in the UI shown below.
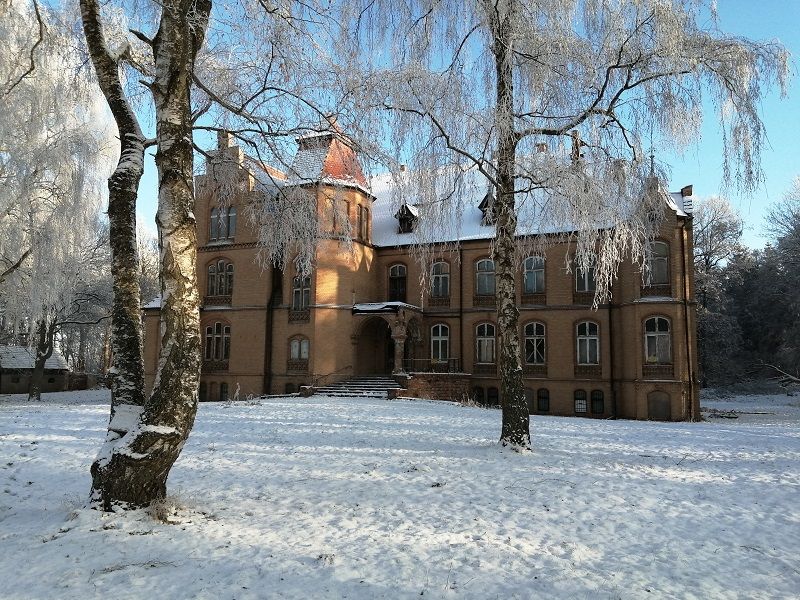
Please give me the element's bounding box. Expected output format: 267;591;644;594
290;338;310;360
523;256;545;294
209;206;237;241
204;322;231;361
576;321;599;365
292;276;311;310
207;260;234;297
524;322;546;364
574;389;587;413
476;259;495;296
431;324;449;361
575;264;596;292
645;242;670;285
431;262;450;298
476;323;496;363
644;317;671;364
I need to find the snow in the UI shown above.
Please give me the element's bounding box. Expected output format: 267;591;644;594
368;171;688;248
0;345;69;370
1;389;798;598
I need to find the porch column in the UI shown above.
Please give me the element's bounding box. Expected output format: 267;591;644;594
392;332;407;374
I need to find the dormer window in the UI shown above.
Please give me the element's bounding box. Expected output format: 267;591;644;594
479;190;498;225
395;204;418;234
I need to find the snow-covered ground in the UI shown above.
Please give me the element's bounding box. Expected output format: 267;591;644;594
1;390;798;599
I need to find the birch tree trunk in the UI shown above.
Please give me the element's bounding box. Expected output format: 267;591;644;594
487;0;530;448
80;0;146;425
88;0;210;510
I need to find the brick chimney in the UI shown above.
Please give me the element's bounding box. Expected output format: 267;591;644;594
680;185;693;197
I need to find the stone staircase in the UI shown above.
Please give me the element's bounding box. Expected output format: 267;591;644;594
314;376;403;399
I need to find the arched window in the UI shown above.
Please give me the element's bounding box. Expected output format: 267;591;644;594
644;317;671;364
431;262;450;298
575;263;596;292
227;207;237;239
210;207;219;241
207;259;234;298
537;388;550;412
591;390;604;414
431;324;449;361
523;256;545;294
476;322;496;363
476;259;495;296
204;322;231;361
290;337;310;360
292;276;311;310
576;321;599;365
199;382;207;402
389;264;407;302
209;206;237;241
646;242;669;286
574;389;587;413
524;322;546;365
220;382;229;401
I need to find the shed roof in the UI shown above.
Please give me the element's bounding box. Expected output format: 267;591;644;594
0;346;69;370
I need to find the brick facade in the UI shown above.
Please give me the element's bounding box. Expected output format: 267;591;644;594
143;134;700;421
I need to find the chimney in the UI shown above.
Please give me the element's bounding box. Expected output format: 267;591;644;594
680;184;693;197
217;129;233;149
399;164;407;173
536;143;547;153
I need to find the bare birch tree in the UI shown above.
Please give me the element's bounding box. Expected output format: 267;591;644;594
82;0;211;509
342;0;788;447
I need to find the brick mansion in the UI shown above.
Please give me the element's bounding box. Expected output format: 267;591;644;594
143;129;700;421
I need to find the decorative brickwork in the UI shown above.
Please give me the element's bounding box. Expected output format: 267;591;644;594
521;293;546;306
642;364;674;379
404;373;471;402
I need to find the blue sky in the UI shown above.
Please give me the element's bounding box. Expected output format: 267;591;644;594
135;1;799;249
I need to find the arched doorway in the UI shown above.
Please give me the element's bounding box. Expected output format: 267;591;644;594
355;317;393;375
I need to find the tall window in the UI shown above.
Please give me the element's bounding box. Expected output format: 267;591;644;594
523;257;545;294
358;205;370;241
524;322;546;364
292;276;311;310
389;264;407;302
576;321;599;365
476;323;496;363
575;264;596;292
591;390;604;414
290;338;310;360
220;382;229;401
209;206;237;241
207;260;234;297
204;322;231;361
431;262;450;298
537;388;550;412
476;259;495;296
431;324;449;361
574;389;587;413
646;242;670;285
644;317;671;364
334;198;349;235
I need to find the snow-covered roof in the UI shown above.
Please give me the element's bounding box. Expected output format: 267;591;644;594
352;302;422;314
143;297;160;309
368;170;692;248
0;346;69;371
